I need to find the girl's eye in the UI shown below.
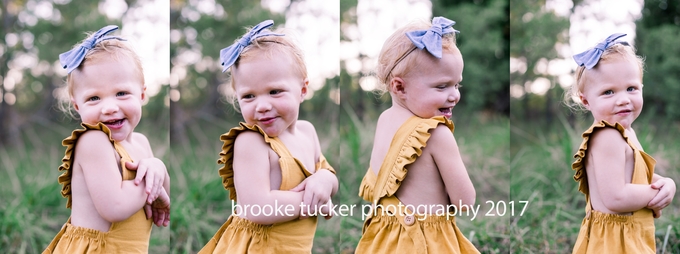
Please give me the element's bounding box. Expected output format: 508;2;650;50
436;85;447;89
603;90;613;95
116;91;128;96
242;94;254;99
270;89;282;95
87;96;100;102
627;87;636;92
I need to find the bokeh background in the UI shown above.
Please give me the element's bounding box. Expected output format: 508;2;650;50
0;0;170;252
511;0;680;252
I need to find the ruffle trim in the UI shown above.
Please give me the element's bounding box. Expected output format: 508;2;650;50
363;116;454;202
572;120;628;195
358;169;376;202
58;123;114;209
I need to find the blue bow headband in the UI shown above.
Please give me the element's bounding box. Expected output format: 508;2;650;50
384;17;458;83
219;20;284;72
573;33;627;69
59;25;125;74
405;16;459;59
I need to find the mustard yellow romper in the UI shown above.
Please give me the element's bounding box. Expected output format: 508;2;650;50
200;123;336;254
355;116;479;254
43;123;153;254
572;121;656;254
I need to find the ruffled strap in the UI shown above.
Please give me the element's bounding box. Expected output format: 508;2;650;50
58;122;116;208
572;120;628;195
370;116;454;204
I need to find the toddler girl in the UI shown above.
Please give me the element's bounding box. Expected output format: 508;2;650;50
568;33;676;253
355;17;479;254
44;25;170;253
199;20;338;253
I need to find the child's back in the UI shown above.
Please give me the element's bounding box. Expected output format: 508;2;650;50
356;17;479;254
369;107;470;211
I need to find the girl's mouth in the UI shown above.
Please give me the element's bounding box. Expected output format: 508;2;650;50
439;108;452;118
259;117;276;125
103;119;125;129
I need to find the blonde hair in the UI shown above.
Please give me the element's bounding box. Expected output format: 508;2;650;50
564;43;644;111
59;37;144;118
225;28;307;106
376;19;458;94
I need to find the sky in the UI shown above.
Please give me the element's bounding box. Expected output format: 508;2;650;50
343;0;432;91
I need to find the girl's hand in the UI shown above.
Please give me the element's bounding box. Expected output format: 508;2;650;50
126;158;167;204
290;170;336;219
650;207;663;219
144;187;170;227
647;177;676;213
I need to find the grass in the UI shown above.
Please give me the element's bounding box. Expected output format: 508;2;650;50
0;119;169;253
510;113;680;253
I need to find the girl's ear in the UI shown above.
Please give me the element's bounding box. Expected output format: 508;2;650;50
71;98;79;111
579;92;590;110
300;79;309;100
142;86;147;101
391;77;407;100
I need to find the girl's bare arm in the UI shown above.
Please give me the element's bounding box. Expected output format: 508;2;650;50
76;131;150;222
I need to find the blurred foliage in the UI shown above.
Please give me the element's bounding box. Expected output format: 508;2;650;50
434;0;510;114
637;0;680;120
509;0;569;123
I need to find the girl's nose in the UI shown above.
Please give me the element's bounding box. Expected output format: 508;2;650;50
256;99;272;113
616;94;631;106
101;100;119;114
449;88;461;105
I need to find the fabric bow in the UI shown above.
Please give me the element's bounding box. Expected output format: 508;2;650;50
219;20;284;72
573;33;627;69
405;17;459;59
59;25;125;74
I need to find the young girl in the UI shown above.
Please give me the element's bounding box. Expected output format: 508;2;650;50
44;25;170;253
568;33;676;253
199;20;338;253
355;17;479;254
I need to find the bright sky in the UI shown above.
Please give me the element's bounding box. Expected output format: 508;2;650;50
342;0;432;91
